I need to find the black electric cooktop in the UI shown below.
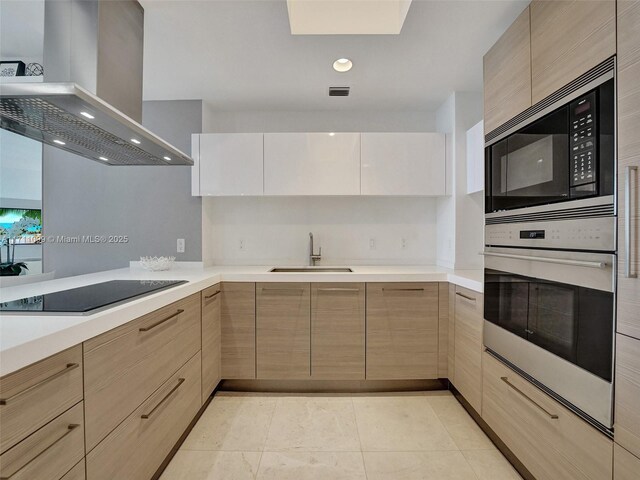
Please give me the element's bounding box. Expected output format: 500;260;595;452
0;280;187;314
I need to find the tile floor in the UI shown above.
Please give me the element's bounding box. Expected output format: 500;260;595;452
160;390;523;480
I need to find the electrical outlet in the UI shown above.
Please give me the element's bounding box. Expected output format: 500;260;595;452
239;239;245;251
177;238;185;253
369;238;376;250
401;238;407;250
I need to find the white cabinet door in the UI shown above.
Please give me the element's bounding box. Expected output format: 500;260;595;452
361;133;446;195
263;133;361;195
198;133;263;196
466;121;484;194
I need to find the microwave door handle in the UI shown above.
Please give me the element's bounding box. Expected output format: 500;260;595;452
625;166;638;278
480;252;607;269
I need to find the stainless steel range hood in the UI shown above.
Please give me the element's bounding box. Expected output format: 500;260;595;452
0;0;193;166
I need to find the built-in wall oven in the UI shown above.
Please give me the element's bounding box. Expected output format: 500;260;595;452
483;59;616;433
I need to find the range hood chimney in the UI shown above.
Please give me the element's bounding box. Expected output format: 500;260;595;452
0;0;193;166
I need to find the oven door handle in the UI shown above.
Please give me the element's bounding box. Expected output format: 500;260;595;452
625;165;638;278
480;252;607;269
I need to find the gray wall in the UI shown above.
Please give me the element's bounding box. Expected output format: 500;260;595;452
43;100;202;278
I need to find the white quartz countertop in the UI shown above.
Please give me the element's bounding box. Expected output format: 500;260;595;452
0;264;482;376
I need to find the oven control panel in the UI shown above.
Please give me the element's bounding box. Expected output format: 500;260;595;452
570;92;597;188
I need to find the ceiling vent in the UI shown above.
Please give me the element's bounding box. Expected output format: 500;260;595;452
329;87;350;97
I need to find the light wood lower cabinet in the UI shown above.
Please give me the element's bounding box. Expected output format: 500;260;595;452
0;345;83;454
256;283;311;379
0;402;85;480
366;283;439;380
437;282;449;378
614;334;640;459
614;443;640;480
447;283;456;381
201;284;222;403
482;352;613;480
221;282;256;379
453;286;483;412
86;352;201;480
83;294;201;451
311;283;365;380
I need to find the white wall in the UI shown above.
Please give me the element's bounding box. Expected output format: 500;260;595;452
0;0;44;65
202;196;438;266
0;130;42;209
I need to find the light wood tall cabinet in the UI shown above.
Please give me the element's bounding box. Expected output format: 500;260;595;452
617;0;640;340
366;283;439;379
615;334;640;459
311;283;366;380
483;6;532;134
615;443;640;480
201;284;222;403
452;286;484;413
221;282;256;379
256;282;311;379
530;0;616;103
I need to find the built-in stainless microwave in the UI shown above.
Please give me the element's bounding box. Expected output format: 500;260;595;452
485;75;615;214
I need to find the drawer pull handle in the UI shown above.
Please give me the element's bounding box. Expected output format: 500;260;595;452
139;309;184;332
501;376;559;420
382;288;424;292
317;287;360;292
205;291;221;299
0;363;79;406
0;424;80;479
141;378;185;419
455;292;476;302
261;288;305;294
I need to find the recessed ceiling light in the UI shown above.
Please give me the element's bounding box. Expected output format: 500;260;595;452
163;156;172;161
80;111;95;119
53;139;66;145
333;58;353;73
131;138;141;144
99;156;109;162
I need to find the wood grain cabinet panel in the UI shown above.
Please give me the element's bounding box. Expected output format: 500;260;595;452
437;282;449;378
311;283;365;380
483;6;531;134
530;0;615;103
482;352;613;480
60;460;86;480
614;334;640;459
614;444;640;480
256;283;311;379
0;402;85;480
221;282;256;379
366;283;439;380
0;345;83;454
453;286;483;412
86;352;201;480
447;283;456;381
617;0;640;340
202;284;222;403
83;294;201;451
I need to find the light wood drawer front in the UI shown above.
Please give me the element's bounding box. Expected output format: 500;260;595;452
0;345;83;454
83;293;201;451
614;334;640;458
482;352;613;480
202;284;222;403
0;402;84;480
366;283;439;380
257;283;311;379
530;0;616;103
221;282;256;379
311;283;365;380
60;460;85;480
615;444;640;480
86;352;201;480
453;286;483;412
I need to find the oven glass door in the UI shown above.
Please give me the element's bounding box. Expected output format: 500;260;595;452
484;269;613;381
488;107;569;212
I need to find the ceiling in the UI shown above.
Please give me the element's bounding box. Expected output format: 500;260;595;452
141;0;528;112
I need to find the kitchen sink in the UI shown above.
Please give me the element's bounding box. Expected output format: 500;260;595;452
269;267;353;273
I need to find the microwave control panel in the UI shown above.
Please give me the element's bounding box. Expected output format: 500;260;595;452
570;92;597;188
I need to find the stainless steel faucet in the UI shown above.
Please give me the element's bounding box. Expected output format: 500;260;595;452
309;232;322;266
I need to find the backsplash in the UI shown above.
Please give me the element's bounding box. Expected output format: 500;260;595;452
202;196;438;266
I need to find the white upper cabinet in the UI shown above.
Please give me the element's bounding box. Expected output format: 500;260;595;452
361;133;446;196
195;133;264;196
466;121;484;194
263;133;361;196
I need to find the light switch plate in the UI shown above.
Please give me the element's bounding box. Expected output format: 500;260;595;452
177;238;185;253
